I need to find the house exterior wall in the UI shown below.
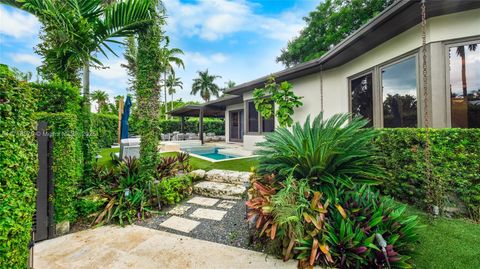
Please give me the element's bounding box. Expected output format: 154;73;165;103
224;9;480;148
289;8;480;127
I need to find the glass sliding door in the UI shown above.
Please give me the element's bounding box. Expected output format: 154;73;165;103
449;42;480;128
381;56;418;128
229;110;243;142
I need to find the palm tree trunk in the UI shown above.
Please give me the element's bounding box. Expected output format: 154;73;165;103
83;62;90;111
171;93;174;112
164;72;168;120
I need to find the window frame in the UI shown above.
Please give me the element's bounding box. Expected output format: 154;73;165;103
347;52;420;128
245;99;275;135
348;69;375;126
444;37;480;128
378;54;420;128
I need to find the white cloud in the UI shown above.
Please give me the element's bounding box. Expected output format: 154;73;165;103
9;53;42;66
91;59;128;80
0;6;40;39
164;0;305;42
184;51;228;66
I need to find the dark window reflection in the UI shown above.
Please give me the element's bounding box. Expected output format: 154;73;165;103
450;43;480;128
382;57;418;128
351;73;373;127
248;101;259;132
262;101;275;132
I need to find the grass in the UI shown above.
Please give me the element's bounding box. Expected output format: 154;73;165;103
98;147;257;172
96;147;118;167
406;207;480;269
97;147;479;268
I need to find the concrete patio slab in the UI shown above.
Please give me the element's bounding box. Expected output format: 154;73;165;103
190;208;227;221
34;225;296;269
187;196;219;206
160;216;200;233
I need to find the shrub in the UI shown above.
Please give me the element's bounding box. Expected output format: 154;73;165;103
92;113;118;148
374;128;480;220
77;193;108;218
31;78;81;114
0;64;38;267
36;112;83;223
247;176;420;269
256;113;384;198
154;175;193;205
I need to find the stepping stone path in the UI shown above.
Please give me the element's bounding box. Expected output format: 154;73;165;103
152;169;252;242
190;169;252;200
160;195;236;235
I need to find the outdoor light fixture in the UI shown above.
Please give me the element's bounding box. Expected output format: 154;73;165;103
432;205;439;217
375;233;391;269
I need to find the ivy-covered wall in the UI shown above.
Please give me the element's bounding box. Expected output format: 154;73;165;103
0;65;38;267
32;78;81;114
374;128;480;220
36;112;83;223
92;113;118;148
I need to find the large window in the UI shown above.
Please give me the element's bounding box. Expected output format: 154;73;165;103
381;56;418;128
247;101;259;132
350;73;373;127
449;42;480;128
246;100;275;133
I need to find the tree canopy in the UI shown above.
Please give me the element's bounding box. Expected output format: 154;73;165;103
277;0;394;67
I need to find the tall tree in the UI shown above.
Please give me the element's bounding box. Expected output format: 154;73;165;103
135;0;164;178
159;39;184;119
91;90;109;113
277;0;394;67
191;69;221;102
11;0;154;176
165;74;183;112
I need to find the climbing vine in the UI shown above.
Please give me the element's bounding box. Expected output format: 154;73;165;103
135;1;164;179
253;76;303;127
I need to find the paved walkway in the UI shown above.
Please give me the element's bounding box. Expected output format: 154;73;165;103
34;225;296;269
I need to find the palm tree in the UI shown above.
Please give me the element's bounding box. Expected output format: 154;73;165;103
225;80;236;89
91;90;109;113
159;39;184;119
15;0;153;112
165;74;183;112
191;70;222;102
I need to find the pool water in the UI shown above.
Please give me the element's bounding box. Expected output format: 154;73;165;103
182;146;239;160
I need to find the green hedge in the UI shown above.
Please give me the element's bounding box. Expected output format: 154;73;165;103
31;78;81;114
0;65;38;267
36;113;83;223
92;113;118;148
130;118;224;136
375;128;480;220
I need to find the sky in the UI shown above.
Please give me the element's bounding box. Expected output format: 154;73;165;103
0;0;318;104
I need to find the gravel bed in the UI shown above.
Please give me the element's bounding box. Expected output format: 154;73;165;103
137;195;255;250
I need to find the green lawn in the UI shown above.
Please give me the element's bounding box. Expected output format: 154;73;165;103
97;147;479;268
407;207;480;269
98;148;257;172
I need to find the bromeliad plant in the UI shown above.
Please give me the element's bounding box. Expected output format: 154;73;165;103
256;113;384;199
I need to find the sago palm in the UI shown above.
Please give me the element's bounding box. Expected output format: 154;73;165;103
256;113;384;197
191;69;221;102
165;74;183;112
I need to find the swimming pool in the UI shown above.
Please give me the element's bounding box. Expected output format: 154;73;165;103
181;146;240;161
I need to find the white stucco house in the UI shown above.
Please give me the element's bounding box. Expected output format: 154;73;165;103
170;0;480;151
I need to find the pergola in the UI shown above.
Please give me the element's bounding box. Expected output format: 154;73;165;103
168;95;242;144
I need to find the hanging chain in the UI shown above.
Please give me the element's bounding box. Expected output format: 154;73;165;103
320;64;324;112
421;0;441;215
